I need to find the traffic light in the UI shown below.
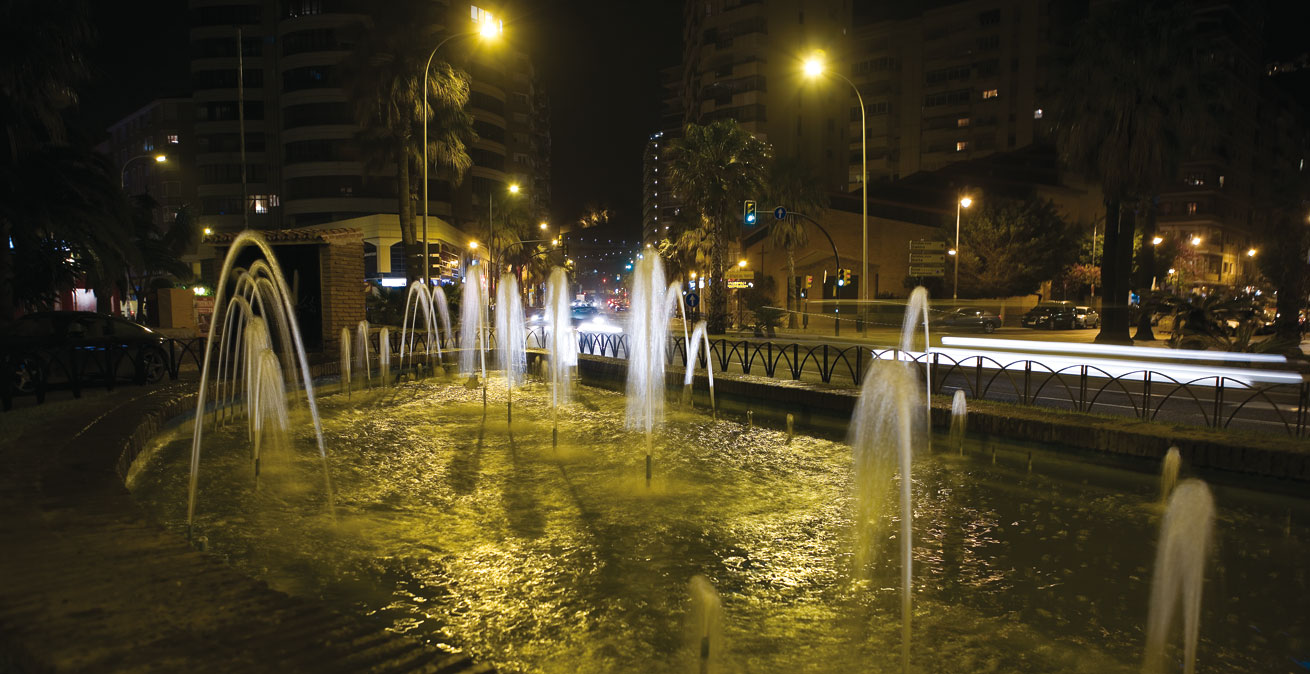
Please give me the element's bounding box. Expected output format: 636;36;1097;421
842;268;851;285
743;200;757;225
804;275;813;289
835;268;845;286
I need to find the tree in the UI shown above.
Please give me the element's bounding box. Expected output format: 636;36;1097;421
948;197;1080;299
576;203;610;230
342;5;474;286
666;120;770;333
765;156;828;328
0;0;94;320
1052;0;1221;343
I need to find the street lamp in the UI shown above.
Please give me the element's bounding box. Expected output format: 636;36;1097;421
737;259;748;268
1247;248;1257;257
121;154;167;189
804;50;868;325
953;195;972;300
1152;236;1163;246
421;8;503;287
1191;236;1202;246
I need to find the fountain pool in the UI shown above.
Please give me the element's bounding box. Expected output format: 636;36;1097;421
130;378;1309;674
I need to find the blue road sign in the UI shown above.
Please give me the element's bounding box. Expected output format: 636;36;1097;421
773;206;787;220
685;293;700;308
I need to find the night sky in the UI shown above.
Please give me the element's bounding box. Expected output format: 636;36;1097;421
74;0;682;244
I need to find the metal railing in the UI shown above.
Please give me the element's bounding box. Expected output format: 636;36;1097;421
569;331;1309;438
2;338;207;411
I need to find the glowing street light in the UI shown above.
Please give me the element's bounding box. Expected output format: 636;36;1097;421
1191;236;1202;246
953;194;973;299
421;9;504;286
468;240;480;250
202;227;214;236
508;183;521;194
539;221;548;231
947;249;957;256
738;259;748;268
1247;248;1257;257
804;49;869;323
120;153;168;188
1152;236;1163;245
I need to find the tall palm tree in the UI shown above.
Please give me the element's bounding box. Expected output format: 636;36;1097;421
666;120;771;333
342;5;474;286
766;157;828;329
0;0;94;320
1052;0;1219;343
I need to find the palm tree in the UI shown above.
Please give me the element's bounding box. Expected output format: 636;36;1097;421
666;120;771;333
0;0;94;320
342;5;474;286
766;157;828;329
1052;1;1220;344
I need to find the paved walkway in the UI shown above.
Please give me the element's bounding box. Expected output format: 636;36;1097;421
0;383;491;673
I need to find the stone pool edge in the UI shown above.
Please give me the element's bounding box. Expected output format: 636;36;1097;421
573;353;1310;484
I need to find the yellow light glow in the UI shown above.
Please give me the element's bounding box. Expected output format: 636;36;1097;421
551;238;559;246
948;249;957;256
959;197;972;208
1247;248;1257;257
1191;236;1202;246
508;183;520;194
737;259;748;268
1168;268;1177;274
202;227;214;236
468;241;479;249
690;272;698;279
476;12;502;39
539;222;548;230
153;154;167;163
802;51;825;78
1152;236;1163;245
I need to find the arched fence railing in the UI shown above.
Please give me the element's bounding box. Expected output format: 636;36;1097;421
569;332;1309;438
9;329;1305;438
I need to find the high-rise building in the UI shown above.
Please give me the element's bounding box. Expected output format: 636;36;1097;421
641;66;685;246
679;0;851;191
187;1;550;280
844;0;1072;187
103;98;196;226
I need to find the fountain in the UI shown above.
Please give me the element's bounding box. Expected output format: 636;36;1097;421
544;267;576;446
185;231;332;533
378;327;391;386
1144;479;1215;674
625;254;669;484
900;287;933;434
850;357;922;674
399;280;439;374
459;269;488;401
687;575;724;674
951;390;967;454
1161;447;1182;502
495;273;526;424
431;284;453;354
683;320;716;417
339;327;351;396
249;347;290;484
355;320;371;386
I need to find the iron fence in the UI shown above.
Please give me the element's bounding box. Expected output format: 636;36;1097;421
2;338;207;411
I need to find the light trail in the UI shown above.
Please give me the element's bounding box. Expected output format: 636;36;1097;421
941;336;1288;364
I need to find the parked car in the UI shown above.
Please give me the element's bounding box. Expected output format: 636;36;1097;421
1074;306;1100;329
935;307;1002;333
2;312;170;394
1022;302;1077;330
570;304;600;326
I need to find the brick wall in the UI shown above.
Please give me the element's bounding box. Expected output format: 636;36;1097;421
318;230;366;355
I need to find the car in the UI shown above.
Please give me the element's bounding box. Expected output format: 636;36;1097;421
1021;302;1077;330
2;311;170;394
570;305;600;326
936;307;1002;333
1074;306;1100;329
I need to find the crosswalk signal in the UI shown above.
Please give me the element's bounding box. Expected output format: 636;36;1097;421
743;200;757;225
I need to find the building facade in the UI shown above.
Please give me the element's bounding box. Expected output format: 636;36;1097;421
103;98;196;226
187;0;550;282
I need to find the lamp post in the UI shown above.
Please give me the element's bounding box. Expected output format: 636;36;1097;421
421;10;502;287
121;154;167;189
803;51;867;329
953;195;972;300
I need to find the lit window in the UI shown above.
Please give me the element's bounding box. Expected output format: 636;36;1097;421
982;89;999;99
956;141;969;151
957;117;970;127
143;140;154;151
1186;202;1198;215
167;134;179;144
1033;109;1042;119
1218;175;1225;187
